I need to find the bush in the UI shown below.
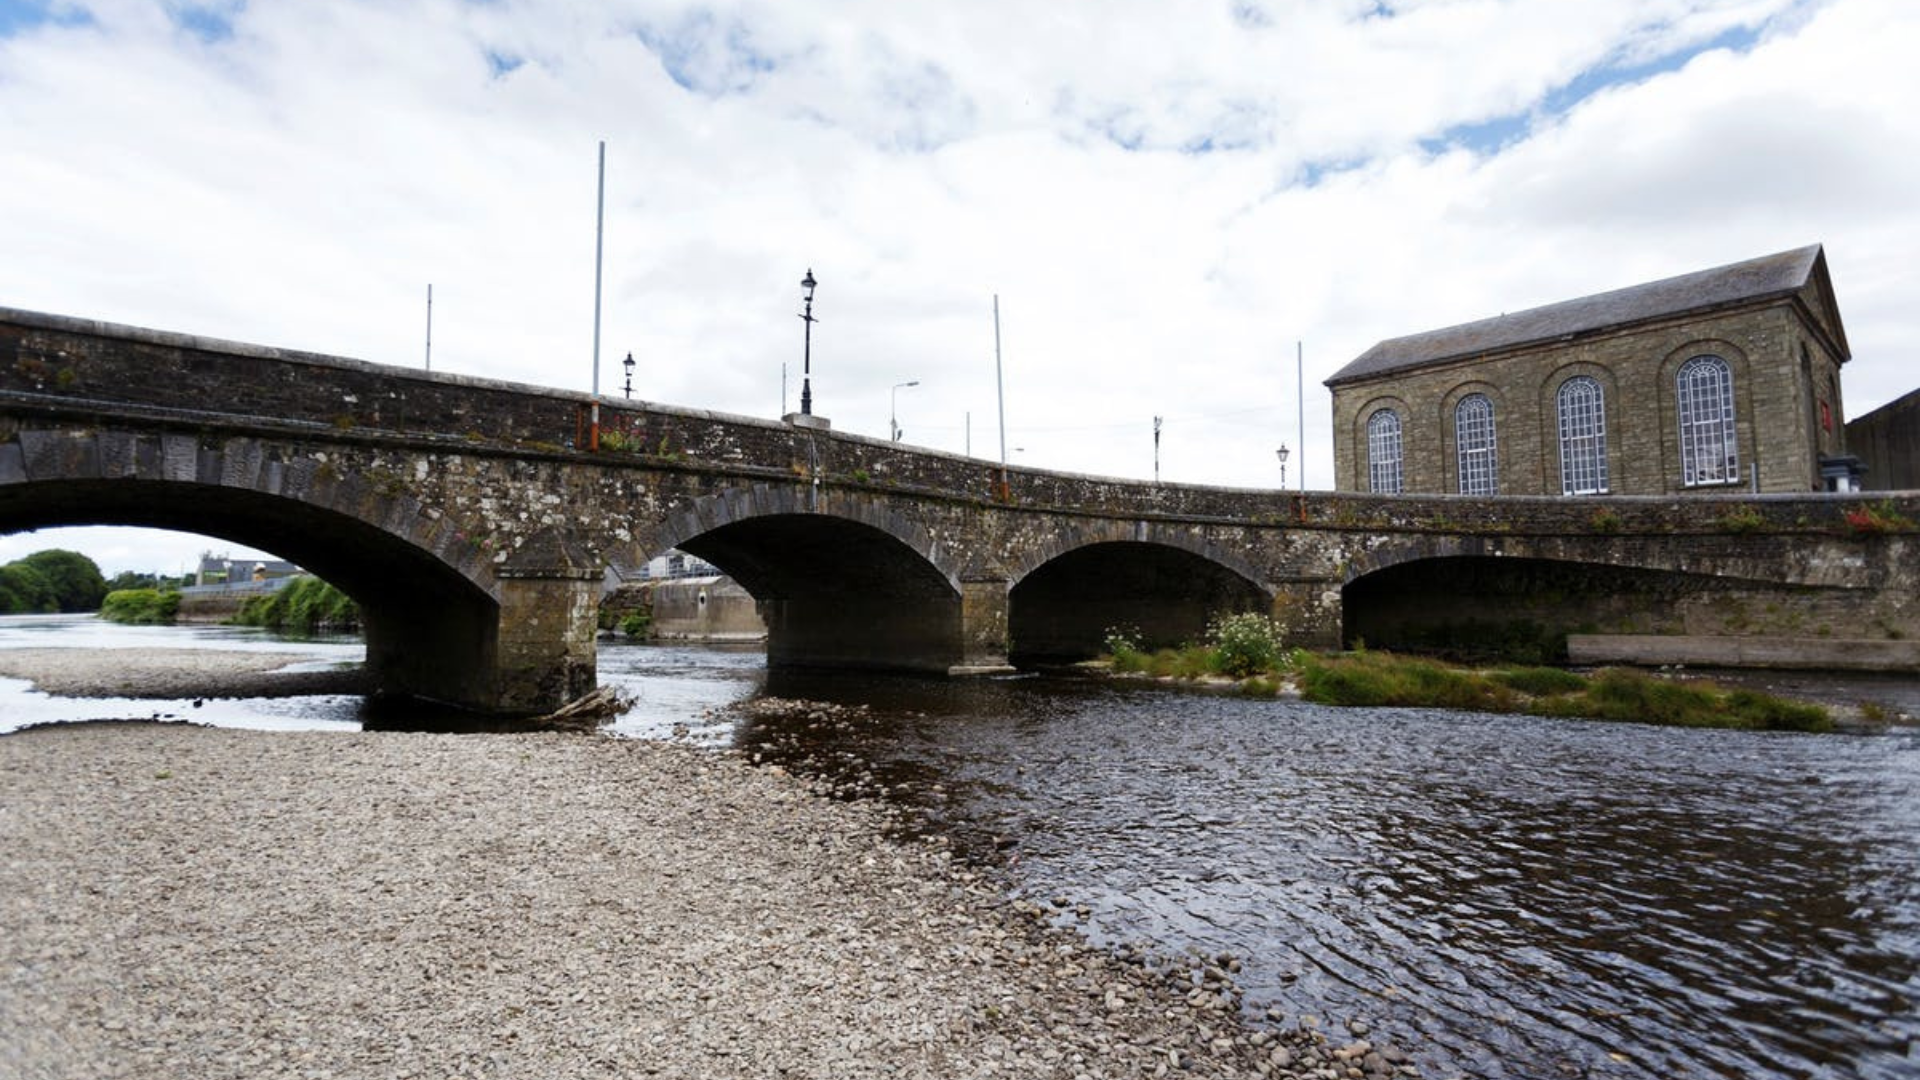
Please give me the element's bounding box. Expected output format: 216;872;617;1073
99;588;181;625
232;576;359;634
1208;612;1286;678
619;611;651;638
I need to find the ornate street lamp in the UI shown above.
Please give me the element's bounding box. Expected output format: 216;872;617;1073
798;269;817;415
891;380;918;441
622;352;635;400
1277;444;1290;488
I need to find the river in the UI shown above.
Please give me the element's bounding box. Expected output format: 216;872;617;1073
3;615;1916;1079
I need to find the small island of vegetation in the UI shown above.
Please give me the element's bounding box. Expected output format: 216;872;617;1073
1101;613;1832;732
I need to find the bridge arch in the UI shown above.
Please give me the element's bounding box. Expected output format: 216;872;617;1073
651;485;966;673
1006;529;1273;665
0;428;531;710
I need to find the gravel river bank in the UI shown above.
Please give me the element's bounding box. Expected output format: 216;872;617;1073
0;642;1420;1080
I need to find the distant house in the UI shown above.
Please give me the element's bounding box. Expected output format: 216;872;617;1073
1325;245;1858;496
195;553;301;588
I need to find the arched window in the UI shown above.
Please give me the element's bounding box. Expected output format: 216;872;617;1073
1677;355;1737;485
1366;409;1402;494
1556;376;1608;495
1454;394;1498;495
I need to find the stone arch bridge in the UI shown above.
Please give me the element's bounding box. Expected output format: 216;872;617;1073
3;307;1914;713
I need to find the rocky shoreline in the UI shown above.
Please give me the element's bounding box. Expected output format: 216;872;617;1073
0;647;367;700
0;651;1425;1080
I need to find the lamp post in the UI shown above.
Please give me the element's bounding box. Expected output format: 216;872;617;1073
891;380;918;441
798;269;817;415
622;352;635;400
1276;444;1290;489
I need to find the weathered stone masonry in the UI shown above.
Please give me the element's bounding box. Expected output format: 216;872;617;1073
3;306;1914;712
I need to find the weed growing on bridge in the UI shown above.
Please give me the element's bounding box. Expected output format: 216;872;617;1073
1843;500;1915;536
1716;505;1768;533
1587;507;1623;534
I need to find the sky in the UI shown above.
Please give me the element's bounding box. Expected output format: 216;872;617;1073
1;0;1916;576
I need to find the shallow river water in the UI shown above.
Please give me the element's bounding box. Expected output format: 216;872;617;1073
3;619;1916;1079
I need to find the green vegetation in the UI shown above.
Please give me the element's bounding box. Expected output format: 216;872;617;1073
232;576;360;634
99;587;182;624
1103;613;1289;681
619;611;651;638
1843;500;1916;536
0;549;109;614
1296;650;1828;732
1097;615;1829;731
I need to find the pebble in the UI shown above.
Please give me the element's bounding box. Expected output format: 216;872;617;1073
0;720;1396;1080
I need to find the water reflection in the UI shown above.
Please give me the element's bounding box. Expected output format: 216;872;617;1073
730;671;1920;1080
4;622;1916;1079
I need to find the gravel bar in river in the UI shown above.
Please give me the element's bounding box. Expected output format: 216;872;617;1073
0;723;1396;1080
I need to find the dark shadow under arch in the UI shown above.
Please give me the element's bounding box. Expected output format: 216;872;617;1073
0;478;500;706
1008;540;1270;666
673;513;963;673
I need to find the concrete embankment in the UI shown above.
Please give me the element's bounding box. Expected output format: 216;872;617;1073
1567;634;1920;671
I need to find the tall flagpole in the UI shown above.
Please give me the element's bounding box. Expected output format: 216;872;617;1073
424;283;433;371
994;295;1007;466
590;140;606;451
1297;340;1305;491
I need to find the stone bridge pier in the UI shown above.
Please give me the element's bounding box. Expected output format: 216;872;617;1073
4;304;1917;715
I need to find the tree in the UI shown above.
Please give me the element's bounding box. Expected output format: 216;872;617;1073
0;562;55;613
17;550;108;612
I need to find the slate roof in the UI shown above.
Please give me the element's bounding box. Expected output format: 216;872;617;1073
1326;245;1833;387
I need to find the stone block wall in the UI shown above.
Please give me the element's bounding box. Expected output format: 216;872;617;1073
1328;301;1846;496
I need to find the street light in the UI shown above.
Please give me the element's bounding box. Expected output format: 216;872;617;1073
798;269;818;415
1276;444;1290;488
891;380;919;441
622;352;635;400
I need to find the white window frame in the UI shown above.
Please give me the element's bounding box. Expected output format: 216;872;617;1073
1454;393;1498;496
1677;355;1738;486
1556;376;1609;495
1366;409;1403;494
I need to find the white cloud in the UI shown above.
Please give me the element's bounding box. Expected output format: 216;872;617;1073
0;0;1913;574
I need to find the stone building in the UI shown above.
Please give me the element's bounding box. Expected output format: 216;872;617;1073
1325;245;1853;496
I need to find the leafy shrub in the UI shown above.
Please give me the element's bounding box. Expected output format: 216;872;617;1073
99;588;181;625
619;611;651;638
1208;612;1286;678
1716;505;1767;533
233;576;359;634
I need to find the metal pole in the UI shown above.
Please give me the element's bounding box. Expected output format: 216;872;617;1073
590;140;606;450
781;362;787;417
424;283;432;371
994;295;1007;465
965;411;971;457
799;270;816;415
1153;415;1162;483
1297;340;1305;491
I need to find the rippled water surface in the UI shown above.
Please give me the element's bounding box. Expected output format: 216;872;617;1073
5;623;1916;1078
735;669;1920;1080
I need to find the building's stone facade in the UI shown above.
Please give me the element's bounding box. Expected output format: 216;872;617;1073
1326;246;1852;496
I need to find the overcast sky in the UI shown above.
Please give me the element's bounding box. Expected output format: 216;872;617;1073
2;0;1915;576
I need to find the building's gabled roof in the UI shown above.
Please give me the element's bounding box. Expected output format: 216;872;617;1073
1326;244;1844;387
